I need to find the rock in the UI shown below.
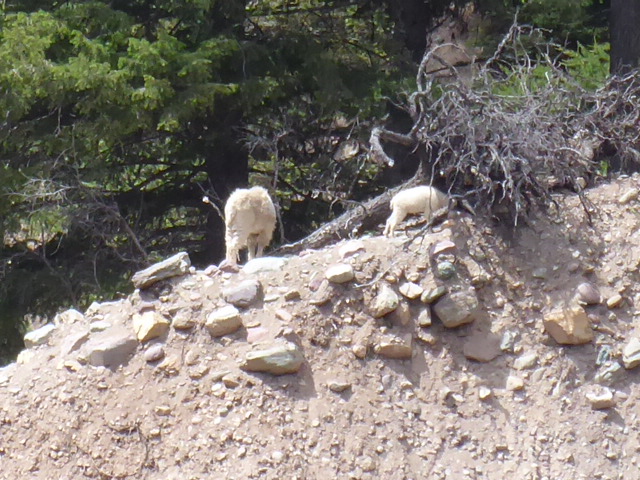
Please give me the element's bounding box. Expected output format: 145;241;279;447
325;264;355;284
416;330;437;345
606;294;623;309
309;279;334;306
531;267;547;279
132;311;170;342
622;337;640;369
89;320;112;332
205;305;243;337
284;289;301;301
417;308;432;327
398;282;423;300
420;286;447;304
351;320;375;358
506;375;524;391
500;331;518;352
131;252;191;289
59;329;90;356
222;279;263;308
478;386;492;400
352;344;368;359
375;335;412;359
543;304;593;345
595;361;625;385
433;289;479;328
369;284;399;318
618;187;639;204
436;261;456;279
432;240;457;257
389;300;411;326
575;282;601;305
157;355;181;375
339;240;365;259
242;256;287;274
222;373;241;388
54;308;85;325
24;324;57;348
79;326;138;367
596;345;612;366
172;310;196;330
275;309;294;323
514;352;538;370
246;326;270;344
586;386;615;409
462;333;501;362
240;341;304;375
328;380;351;393
144;344;165;362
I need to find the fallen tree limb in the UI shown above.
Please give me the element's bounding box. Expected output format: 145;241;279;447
274;176;422;255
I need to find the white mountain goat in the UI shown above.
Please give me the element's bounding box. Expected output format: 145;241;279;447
223;186;277;265
383;185;449;237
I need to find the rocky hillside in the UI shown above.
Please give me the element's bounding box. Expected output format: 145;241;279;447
2;176;640;480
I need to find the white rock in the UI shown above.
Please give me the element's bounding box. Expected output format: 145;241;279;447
586;386;615;409
398;282;423;300
54;308;85;325
242;256;287;274
506;375;524;391
23;324;57;348
325;263;355;284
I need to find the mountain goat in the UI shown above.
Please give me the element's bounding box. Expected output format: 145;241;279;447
383;186;449;237
224;186;277;265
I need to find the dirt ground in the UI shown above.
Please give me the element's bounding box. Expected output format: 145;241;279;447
2;175;640;480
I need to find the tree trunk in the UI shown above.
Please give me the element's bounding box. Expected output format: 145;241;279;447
610;0;640;74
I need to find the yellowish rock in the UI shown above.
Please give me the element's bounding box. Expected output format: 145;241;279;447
132;311;170;342
543;304;593;345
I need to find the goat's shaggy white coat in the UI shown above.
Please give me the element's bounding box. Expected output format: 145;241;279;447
224;186;277;264
383;186;449;237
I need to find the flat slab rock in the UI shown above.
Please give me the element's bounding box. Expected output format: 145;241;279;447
131;252;191;289
23;324;57;348
78;325;138;368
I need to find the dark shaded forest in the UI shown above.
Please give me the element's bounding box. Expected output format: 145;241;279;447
3;0;640;363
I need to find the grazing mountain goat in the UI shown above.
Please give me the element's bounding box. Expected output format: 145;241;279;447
224;186;277;265
383;186;449;237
